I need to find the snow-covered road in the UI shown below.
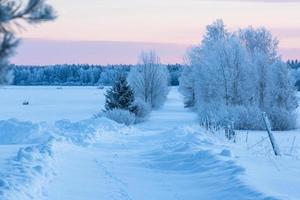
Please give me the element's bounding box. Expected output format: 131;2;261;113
40;89;275;200
2;87;298;200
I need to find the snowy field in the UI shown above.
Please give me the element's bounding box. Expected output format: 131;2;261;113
0;86;105;123
0;86;300;200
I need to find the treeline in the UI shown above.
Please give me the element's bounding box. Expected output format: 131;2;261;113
288;60;300;90
9;64;182;86
287;60;300;69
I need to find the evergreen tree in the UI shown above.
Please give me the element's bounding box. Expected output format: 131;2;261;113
0;0;56;84
104;75;135;111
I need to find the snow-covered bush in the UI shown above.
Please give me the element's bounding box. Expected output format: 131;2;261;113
128;51;169;109
131;98;151;119
267;107;297;131
227;106;265;130
105;109;136;126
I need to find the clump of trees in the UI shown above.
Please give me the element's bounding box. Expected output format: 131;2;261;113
104;51;169;125
180;20;298;130
0;0;56;84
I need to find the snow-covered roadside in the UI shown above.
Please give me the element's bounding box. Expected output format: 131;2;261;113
0;137;57;200
230;130;300;200
0;118;55;200
0;116;130;200
221;93;300;200
40;121;276;200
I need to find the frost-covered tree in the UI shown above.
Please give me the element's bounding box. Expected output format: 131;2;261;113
239;27;279;109
128;51;169;109
179;64;195;108
267;60;298;130
183;19;297;130
0;0;56;84
239;27;298;130
104;75;135;111
188;21;252;127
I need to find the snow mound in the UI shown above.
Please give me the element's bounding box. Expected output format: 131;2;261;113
140;126;278;200
0;119;51;145
0;137;57;200
0;116;134;146
54;117;135;145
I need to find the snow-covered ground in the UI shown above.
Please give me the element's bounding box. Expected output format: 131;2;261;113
0;86;299;200
232;130;300;200
0;86;105;123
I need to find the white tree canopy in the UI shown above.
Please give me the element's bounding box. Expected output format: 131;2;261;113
128;51;169;109
181;19;297;130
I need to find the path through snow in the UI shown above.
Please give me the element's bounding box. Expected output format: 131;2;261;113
41;89;276;200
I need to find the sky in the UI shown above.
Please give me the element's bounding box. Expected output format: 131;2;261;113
13;0;300;65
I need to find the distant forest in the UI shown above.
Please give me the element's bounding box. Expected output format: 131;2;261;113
8;61;300;90
9;64;183;86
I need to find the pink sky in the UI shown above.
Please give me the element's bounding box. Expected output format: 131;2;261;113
14;0;300;64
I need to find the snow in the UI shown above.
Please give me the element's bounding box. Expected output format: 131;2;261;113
0;138;57;200
232;130;300;200
0;119;51;145
0;86;105;123
0;86;299;200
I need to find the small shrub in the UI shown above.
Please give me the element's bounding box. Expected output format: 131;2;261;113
198;104;266;130
228;106;265;130
105;109;136;126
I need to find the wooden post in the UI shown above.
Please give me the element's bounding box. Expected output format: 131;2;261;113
262;112;281;156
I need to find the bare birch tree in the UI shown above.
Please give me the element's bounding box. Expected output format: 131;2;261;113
128;51;169;109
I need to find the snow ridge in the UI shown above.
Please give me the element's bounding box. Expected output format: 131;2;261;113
0;137;57;200
137;126;278;200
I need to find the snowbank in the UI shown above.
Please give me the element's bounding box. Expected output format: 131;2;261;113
0;137;57;200
0;117;125;200
138;126;277;200
54;117;134;145
0;119;51;145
